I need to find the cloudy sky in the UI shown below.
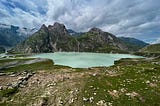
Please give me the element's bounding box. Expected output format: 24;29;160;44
0;0;160;43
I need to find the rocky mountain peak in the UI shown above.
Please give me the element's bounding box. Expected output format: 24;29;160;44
40;24;48;31
47;22;68;33
89;27;103;34
53;22;65;28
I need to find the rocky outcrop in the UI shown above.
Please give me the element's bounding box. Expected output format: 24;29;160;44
9;22;128;53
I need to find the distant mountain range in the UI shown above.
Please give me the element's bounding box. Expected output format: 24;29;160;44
67;29;83;36
0;23;37;48
0;22;150;54
118;37;149;52
9;22;129;53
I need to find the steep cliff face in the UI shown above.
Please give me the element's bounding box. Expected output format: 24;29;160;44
9;22;128;54
9;23;77;53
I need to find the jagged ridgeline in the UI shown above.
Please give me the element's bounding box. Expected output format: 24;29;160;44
9;22;128;53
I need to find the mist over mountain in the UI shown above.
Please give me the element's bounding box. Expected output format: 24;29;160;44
0;23;37;48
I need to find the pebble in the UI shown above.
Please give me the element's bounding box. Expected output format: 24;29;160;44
0;86;3;90
146;80;150;84
83;97;89;102
89;97;94;103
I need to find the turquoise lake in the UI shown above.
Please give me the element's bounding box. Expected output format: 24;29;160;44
32;52;143;68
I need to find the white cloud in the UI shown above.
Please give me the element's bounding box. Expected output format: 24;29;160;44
152;38;160;44
0;0;160;43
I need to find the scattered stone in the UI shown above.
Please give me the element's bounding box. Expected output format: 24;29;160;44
0;86;3;90
113;90;117;93
89;97;94;103
57;97;63;105
21;71;28;75
125;91;145;102
0;73;6;76
146;80;150;84
89;85;93;88
83;97;89;102
149;83;157;87
108;102;113;106
126;92;139;98
7;85;14;89
47;82;56;87
69;98;74;104
120;88;126;93
145;88;148;90
31;81;36;85
75;88;79;93
108;90;119;98
9;74;16;77
27;73;33;78
5;72;34;89
22;80;28;85
96;100;107;106
92;73;97;76
18;76;24;81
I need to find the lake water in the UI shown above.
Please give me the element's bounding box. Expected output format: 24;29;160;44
32;52;143;68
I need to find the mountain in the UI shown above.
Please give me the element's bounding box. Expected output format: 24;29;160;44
0;23;37;48
77;28;128;53
0;46;5;53
119;37;149;52
9;23;78;53
140;43;160;53
9;22;128;54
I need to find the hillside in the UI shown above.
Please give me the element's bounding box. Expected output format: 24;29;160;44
119;37;148;52
140;43;160;53
9;22;128;54
0;55;160;105
77;28;128;53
